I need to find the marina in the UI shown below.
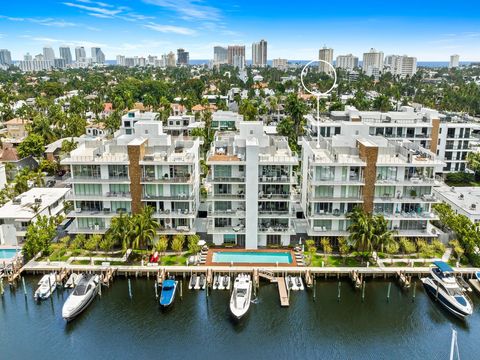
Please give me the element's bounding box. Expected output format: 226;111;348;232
2;275;480;359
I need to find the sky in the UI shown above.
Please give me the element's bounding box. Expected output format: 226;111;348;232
0;0;479;61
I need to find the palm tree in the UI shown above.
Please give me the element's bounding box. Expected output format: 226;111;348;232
129;206;158;250
108;212;131;250
347;207;375;258
371;214;396;252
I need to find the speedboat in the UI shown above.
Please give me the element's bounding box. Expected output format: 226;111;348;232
475;271;480;282
64;273;79;289
229;274;252;319
224;275;231;290
295;276;304;291
189;274;197;290
159;279;177;307
34;273;57;300
199;274;206;290
421;261;473;319
194;275;201;290
456;276;472;292
62;274;99;321
213;274;219;290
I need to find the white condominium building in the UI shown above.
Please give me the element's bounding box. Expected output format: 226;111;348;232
319;46;334;74
301;136;443;241
384;55;417;78
305;107;479;173
449;54;460;69
272;58;288;70
362;48;384;76
205;121;298;248
61;113;201;235
336;54;358;71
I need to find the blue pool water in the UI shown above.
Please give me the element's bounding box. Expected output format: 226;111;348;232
212;251;292;264
0;249;17;259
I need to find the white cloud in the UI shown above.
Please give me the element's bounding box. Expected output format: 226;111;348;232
62;2;122;16
144;22;196;35
143;0;221;21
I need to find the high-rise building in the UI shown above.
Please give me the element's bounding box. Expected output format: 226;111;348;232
252;39;267;67
272;58;288;70
177;48;189;65
335;54;358;71
213;46;228;66
0;49;12;66
362;48;384;77
318;46;334;74
59;46;72;64
43;46;55;61
166;52;176;67
91;47;105;64
23;53;32;61
54;58;67;69
227;45;246;68
116;55;126;66
449;54;460;69
384;55;417;78
75;47;86;62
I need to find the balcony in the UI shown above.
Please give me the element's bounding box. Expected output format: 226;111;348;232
141;175;192;183
153;209;196;217
258;175;292;183
207;225;245;234
206;176;246;183
143;193;194;201
67;192;132;200
207;192;245;199
207;209;245;217
258;192;291;200
69;209;126;217
67;176;130;183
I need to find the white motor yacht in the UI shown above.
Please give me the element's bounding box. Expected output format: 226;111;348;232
62;274;99;321
229;274;252;319
34;273;57;300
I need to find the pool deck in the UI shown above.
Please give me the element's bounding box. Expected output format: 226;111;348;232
205;249;298;267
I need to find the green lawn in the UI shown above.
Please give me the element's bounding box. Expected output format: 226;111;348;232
159;254;188;266
309;254;365;267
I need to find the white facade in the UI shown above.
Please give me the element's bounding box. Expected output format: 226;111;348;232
213;46;228;66
272;58;288;70
18;60;54;72
59;46;72;64
301;136;442;240
319;47;334;74
363;48;384;76
449;54;460;69
252;39;267;67
433;186;480;223
0;49;12;66
206;121;298;248
43;47;55;61
0;187;69;245
336;54;358;70
75;47;86;62
61;117;201;236
384;55;417;78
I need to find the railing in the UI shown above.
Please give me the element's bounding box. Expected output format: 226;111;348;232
207;176;245;183
143;194;194;200
141;176;191;183
207;209;245;216
258;210;292;215
67;192;132;199
207;193;245;199
258;176;291;183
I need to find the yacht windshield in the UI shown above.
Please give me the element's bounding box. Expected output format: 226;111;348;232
73;284;87;296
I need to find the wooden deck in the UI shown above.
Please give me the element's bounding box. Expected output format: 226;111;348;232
277;277;289;307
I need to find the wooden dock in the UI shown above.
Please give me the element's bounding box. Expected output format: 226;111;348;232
276;277;289;307
468;279;480;294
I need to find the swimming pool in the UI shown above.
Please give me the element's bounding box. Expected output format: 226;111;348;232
0;249;18;260
212;251;293;264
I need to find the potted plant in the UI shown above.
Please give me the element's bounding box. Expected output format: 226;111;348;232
409;189;417;198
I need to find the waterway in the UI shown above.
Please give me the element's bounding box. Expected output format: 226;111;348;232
1;276;479;359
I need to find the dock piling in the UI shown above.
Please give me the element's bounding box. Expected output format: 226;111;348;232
154;280;158;299
313;278;316;302
22;277;27;297
387;282;391;302
412;281;416;302
337;281;341;302
361;281;366;302
180;280;183;299
128;278;132;299
0;277;4;295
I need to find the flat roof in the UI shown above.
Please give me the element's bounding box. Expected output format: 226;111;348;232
0;187;69;220
433;186;480;217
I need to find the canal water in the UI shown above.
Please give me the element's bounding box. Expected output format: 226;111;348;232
1;276;479;359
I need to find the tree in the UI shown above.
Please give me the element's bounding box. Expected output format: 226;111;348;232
347;207;375;257
449;239;465;262
70;233;86;250
108;212;132;250
399;237;416;254
172;234;185;255
337;237;350;264
99;235;115;253
467;152;480;177
187;234;200;254
372;94;393;112
18;133;45;158
22;215;59;260
130;206;158;250
84;234;102;252
238;99;258;121
156;235;169;256
320;237;331;259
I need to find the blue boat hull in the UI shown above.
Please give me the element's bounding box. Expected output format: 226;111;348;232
422;281;469;319
159;281;177;307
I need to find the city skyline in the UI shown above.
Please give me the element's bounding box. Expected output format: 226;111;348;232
0;0;479;61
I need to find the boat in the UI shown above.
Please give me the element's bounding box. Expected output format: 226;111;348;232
62;274;100;321
476;271;480;282
295;276;305;291
456;276;472;292
159;279;178;307
217;274;225;290
229;274;252;319
213;274;219;290
421;261;473;319
224;275;231;290
194;275;201;290
189;274;197;290
199;274;206;290
34;273;57;300
64;273;79;289
285;275;294;291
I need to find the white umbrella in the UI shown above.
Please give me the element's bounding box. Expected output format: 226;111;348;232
198;240;206;246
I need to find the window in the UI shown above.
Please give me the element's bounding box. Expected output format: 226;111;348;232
376;167;397;181
267;235;281;245
447;128;455;138
214;165;232;178
238;165;245;172
315;186;333;197
108;165;128;178
73;165;101;178
74;184;102;196
224;234;236;244
315;166;335;181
